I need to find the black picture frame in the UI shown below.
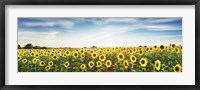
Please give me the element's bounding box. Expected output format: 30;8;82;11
0;0;199;90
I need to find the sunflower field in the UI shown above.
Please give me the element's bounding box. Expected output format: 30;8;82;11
18;43;182;72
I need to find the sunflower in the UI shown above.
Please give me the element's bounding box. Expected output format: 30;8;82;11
175;48;180;53
99;54;106;61
173;64;182;72
160;45;165;50
117;53;124;61
106;60;112;68
139;58;148;67
30;52;35;56
154;60;161;71
73;51;79;58
88;61;94;68
80;64;86;70
130;55;137;63
22;59;28;64
45;66;51;71
39;61;45;66
154;45;157;49
171;43;176;48
34;53;40;58
64;61;70;68
123;60;129;69
91;52;98;59
80;53;85;59
65;50;71;56
48;61;54;67
52;55;58;60
18;55;21;60
32;58;38;64
96;61;102;67
139;50;144;55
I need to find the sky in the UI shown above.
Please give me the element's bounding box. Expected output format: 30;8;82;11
18;17;182;48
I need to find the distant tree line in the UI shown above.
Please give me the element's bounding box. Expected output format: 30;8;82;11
18;43;47;49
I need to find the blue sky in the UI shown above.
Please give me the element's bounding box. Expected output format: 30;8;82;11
18;17;182;48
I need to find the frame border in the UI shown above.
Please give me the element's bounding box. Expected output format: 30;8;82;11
0;0;199;90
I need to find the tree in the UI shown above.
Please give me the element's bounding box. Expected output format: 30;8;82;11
24;43;33;49
18;44;21;49
91;46;97;48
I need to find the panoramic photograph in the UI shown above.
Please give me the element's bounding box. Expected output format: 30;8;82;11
18;17;182;72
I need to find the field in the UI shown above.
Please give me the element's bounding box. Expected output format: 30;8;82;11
18;43;182;72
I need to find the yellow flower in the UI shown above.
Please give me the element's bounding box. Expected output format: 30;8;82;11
106;60;112;68
48;61;54;67
139;58;148;67
99;54;106;61
80;64;86;70
171;43;176;48
39;61;45;66
32;58;38;64
173;64;182;72
52;55;58;60
130;55;137;63
139;50;144;55
91;52;98;59
18;55;21;61
154;60;161;71
175;48;180;53
123;60;129;69
34;53;40;58
73;51;79;58
88;61;94;68
64;61;70;68
96;61;102;67
160;45;165;50
22;59;27;64
45;66;51;71
80;53;85;59
30;52;35;56
117;53;124;61
65;50;71;56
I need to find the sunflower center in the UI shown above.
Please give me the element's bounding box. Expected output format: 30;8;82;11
82;65;84;68
141;60;145;64
125;62;128;66
156;63;159;67
75;53;77;56
54;56;56;58
140;51;142;54
119;55;123;59
93;54;96;57
98;62;100;65
66;52;69;54
81;50;83;53
107;62;110;65
132;57;135;60
100;56;104;59
175;66;179;71
18;57;20;59
160;45;164;49
90;63;93;66
172;44;175;47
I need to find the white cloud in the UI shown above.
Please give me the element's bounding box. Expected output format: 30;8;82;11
22;20;74;29
146;18;181;23
18;31;59;46
88;18;137;25
144;25;182;31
